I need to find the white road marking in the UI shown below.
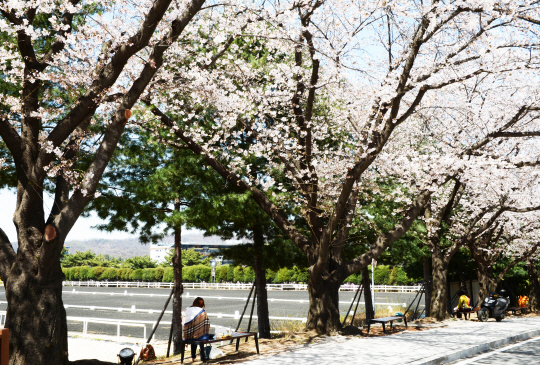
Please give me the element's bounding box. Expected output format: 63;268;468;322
452;336;540;364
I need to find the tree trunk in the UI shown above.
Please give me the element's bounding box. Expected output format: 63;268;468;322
306;275;341;333
172;206;183;355
423;257;431;317
362;267;374;321
528;264;540;311
5;238;68;365
472;250;496;304
430;251;449;321
251;224;271;338
253;254;271;338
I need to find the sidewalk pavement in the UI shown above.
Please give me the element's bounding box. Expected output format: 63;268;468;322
244;317;540;365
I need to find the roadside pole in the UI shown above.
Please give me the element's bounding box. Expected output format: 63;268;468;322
371;258;376;310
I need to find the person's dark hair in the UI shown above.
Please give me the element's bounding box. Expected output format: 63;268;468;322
458;288;467;297
192;297;205;308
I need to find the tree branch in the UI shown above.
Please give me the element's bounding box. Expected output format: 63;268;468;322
40;0;177;171
144;103;312;254
344;189;432;275
55;0;206;236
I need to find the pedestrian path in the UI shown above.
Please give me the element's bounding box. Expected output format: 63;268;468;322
244;317;540;365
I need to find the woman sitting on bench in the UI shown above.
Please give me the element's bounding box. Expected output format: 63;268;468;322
183;297;212;362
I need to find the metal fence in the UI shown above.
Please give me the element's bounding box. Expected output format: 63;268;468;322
63;281;421;293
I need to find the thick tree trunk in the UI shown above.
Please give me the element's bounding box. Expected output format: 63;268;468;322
172;209;183;355
306;275;341;333
362;267;374;321
5;235;68;365
423;257;431;317
476;267;496;303
528;264;540;311
430;251;449;321
472;251;496;304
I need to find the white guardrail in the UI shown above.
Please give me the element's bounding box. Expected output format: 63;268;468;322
0;311;236;342
62;281;421;293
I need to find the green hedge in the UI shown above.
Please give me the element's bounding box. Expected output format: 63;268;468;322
131;269;143;281
61;263;411;285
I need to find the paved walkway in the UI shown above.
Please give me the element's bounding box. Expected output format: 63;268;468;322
244;317;540;365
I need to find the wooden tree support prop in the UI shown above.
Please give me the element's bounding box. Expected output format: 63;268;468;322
230;282;256;344
342;284;363;327
404;283;425;320
245;288;257;342
135;289;174;365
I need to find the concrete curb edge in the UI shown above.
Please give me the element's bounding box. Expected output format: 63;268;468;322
408;328;540;365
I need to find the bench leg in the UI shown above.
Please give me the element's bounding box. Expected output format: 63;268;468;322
236;338;240;352
255;334;259;355
404;316;408;330
382;323;386;334
390;321;393;330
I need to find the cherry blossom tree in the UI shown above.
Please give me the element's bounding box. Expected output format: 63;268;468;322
140;0;540;331
468;214;540;304
0;0;214;363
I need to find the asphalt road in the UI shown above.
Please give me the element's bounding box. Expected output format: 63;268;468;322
450;336;540;365
0;287;420;341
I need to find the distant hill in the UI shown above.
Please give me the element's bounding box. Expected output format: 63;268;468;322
64;238;149;258
64;231;246;259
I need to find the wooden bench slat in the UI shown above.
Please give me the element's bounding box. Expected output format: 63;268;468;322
370;316;404;322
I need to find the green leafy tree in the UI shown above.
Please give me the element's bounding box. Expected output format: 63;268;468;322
276;268;290;283
217;265;228;282
233;266;244;282
123;256;156;270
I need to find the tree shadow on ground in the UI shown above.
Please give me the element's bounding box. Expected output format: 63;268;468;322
70;360;117;365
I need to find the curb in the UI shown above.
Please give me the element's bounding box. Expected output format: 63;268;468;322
408;328;540;365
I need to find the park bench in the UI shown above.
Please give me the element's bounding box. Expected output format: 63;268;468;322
0;329;8;365
367;316;407;334
180;331;259;363
506;305;530;315
451;307;481;320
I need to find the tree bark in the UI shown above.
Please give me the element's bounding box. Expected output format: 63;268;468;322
474;257;496;304
4;227;68;365
172;203;183;355
423;257;431;317
253;254;270;338
362;267;375;322
306;275;342;333
430;250;449;321
252;226;271;339
528;264;540;311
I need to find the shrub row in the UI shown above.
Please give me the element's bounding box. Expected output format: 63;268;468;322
62;266;166;282
343;265;413;285
62;265;310;283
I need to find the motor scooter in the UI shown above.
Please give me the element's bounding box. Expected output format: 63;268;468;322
477;291;509;322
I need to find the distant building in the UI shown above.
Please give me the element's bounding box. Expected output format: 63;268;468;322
149;243;173;263
149;240;243;263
